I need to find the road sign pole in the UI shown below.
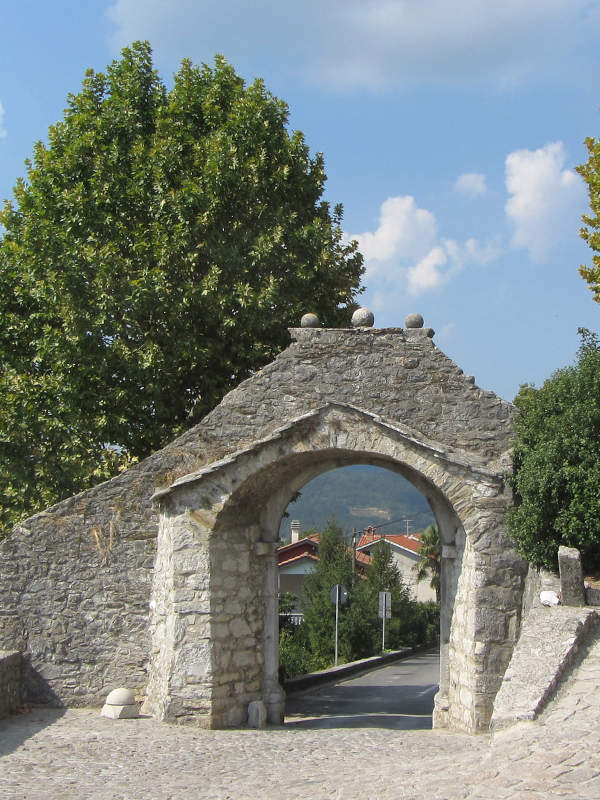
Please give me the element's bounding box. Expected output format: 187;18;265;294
382;594;386;652
334;585;339;666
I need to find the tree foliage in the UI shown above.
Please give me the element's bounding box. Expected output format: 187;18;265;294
507;330;600;570
343;538;413;658
294;522;420;673
300;519;355;668
577;136;600;301
0;42;364;534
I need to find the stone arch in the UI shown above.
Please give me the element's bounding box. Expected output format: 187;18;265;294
0;323;527;733
144;403;519;732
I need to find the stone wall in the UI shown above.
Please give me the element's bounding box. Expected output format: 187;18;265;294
0;323;524;731
0;651;21;718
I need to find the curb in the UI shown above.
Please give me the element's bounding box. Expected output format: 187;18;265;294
283;645;434;695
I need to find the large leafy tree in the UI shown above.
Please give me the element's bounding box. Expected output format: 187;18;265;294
577;136;600;300
0;42;364;533
507;330;600;570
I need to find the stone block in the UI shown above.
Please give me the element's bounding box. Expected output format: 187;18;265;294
101;702;139;719
585;586;600;606
247;699;267;728
558;546;585;606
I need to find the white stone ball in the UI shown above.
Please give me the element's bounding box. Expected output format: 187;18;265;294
405;313;424;329
351;308;374;328
300;312;320;328
105;687;136;706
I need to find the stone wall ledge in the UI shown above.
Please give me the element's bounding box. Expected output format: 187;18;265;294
0;650;22;719
283;645;434;696
490;606;600;732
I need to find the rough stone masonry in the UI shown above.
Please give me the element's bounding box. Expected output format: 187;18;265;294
0;314;527;732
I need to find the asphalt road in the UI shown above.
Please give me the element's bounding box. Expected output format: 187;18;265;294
285;649;440;730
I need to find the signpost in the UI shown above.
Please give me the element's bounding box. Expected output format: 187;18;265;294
330;584;348;666
378;591;392;651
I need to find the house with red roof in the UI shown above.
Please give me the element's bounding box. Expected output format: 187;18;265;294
356;527;436;602
277;527;320;603
277;520;371;613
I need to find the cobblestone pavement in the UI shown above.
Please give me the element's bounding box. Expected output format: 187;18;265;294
1;639;599;800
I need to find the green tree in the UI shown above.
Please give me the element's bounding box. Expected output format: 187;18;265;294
577;137;600;301
300;519;354;668
344;538;412;657
413;524;441;602
0;42;364;534
507;330;600;570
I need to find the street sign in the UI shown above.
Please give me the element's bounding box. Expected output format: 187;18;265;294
330;584;348;666
378;591;391;619
330;584;348;605
379;591;392;651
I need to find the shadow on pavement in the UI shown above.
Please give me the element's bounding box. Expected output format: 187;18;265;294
285;676;438;731
0;707;66;757
285;712;432;730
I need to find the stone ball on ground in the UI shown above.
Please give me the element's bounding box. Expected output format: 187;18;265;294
105;687;136;706
300;312;320;328
405;313;424;329
351;308;374;328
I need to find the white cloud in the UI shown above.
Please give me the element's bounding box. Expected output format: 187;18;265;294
0;100;6;139
455;173;487;197
352;196;437;267
106;0;600;90
349;195;500;298
406;246;450;294
505;141;585;262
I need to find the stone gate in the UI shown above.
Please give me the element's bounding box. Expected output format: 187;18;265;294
0;315;527;732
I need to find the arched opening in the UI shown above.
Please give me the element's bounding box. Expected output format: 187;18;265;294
276;462;444;728
210;447;465;728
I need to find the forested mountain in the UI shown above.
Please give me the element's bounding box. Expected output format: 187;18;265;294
279;465;435;540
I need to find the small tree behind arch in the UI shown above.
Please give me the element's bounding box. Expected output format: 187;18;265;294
413;524;441;603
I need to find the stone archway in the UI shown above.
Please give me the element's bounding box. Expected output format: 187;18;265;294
0;321;527;732
143;403;522;732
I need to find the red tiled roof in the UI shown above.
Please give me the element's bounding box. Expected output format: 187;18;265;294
277;534;320;566
277;533;320;552
277;531;372;569
356;530;423;554
355;550;372;566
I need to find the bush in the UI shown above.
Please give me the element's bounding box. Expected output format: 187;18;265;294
278;626;314;681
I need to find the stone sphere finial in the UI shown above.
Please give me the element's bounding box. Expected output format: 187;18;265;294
351;308;374;328
300;312;320;328
405;313;424;329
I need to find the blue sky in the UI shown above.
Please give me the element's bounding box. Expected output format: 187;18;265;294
1;0;599;401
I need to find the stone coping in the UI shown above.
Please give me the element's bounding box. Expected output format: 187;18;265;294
153;403;501;502
283;645;434;695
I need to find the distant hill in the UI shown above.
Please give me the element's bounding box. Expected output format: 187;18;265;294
279;464;435;540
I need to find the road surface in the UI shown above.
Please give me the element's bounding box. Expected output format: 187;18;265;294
285;649;439;729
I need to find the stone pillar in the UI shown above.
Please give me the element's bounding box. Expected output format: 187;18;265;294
433;544;456;728
558;546;585;606
262;542;285;724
